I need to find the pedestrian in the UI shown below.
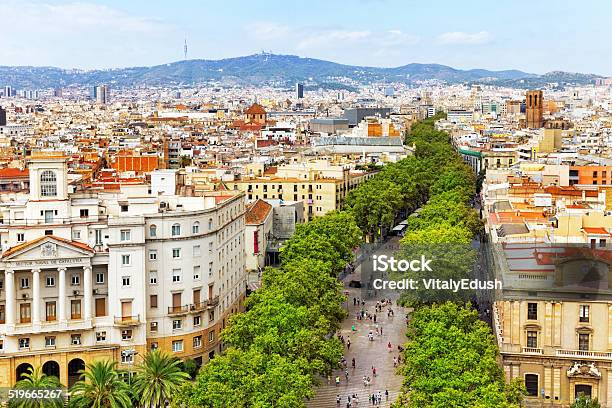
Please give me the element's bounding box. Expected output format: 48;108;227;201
345;369;349;381
387;341;392;352
378;391;382;403
385;389;389;401
373;314;377;323
353;297;357;306
380;326;383;336
393;356;397;367
347;340;351;350
372;366;377;377
351;357;355;369
337;394;341;405
335;376;340;386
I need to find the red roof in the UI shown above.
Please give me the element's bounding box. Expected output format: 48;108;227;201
582;227;610;235
0;168;28;179
245;103;266;115
245;199;272;224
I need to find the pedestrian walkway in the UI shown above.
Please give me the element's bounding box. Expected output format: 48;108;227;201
307;241;409;407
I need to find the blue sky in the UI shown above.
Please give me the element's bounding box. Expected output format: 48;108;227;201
0;0;609;74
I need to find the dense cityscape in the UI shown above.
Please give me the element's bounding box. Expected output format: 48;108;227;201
1;1;612;407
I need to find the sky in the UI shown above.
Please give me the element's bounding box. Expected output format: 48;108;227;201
0;0;609;74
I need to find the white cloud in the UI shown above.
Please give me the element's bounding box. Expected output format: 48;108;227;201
436;31;491;45
246;22;291;41
296;30;372;50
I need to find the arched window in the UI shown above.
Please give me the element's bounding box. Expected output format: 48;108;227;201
40;170;57;197
149;224;157;237
171;223;181;236
192;221;200;234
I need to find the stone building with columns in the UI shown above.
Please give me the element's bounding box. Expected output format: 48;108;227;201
0;153;247;387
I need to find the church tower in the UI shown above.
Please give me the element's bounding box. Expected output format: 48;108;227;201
525;90;544;129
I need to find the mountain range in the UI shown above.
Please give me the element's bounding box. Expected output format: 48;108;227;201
0;53;603;90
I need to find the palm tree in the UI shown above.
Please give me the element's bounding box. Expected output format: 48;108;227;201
10;366;64;408
68;360;131;408
132;349;190;407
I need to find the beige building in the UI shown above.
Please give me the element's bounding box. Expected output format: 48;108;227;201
225;160;376;221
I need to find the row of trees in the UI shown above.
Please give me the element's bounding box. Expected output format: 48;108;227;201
176;211;362;407
390;116;524;407
11;349;189;408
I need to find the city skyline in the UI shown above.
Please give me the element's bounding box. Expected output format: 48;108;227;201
1;0;611;75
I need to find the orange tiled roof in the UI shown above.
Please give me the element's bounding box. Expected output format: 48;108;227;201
245;103;267;115
582;227;610;235
0;168;28;179
245;199;272;225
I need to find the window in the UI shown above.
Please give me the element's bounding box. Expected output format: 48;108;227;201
150;295;158;308
149;271;158;285
209;310;215;322
122;276;131;287
525;374;538;397
149;225;157;237
192;221;200;234
46;302;56;321
193;245;201;257
73;230;81;240
20;303;31;323
45;336;56;347
579;333;590;351
172;340;183;353
121;329;133;341
193;315;201;326
20;277;29;289
209;242;213;252
208;331;215;342
95;273;104;284
120;205;128;213
96;331;107;342
40;170;57;197
208;218;213;229
71;300;81;319
95;298;106;317
18;338;30;349
71;334;81;345
172;248;181;259
120;229;131;242
71;274;80;286
193;335;202;349
46;276;55;287
121;352;133;364
193;266;200;280
173;319;182;330
121;254;131;266
80;209;89;218
579;305;590;323
95;229;103;245
171;223;181;236
526;331;538;348
17;233;24;242
45;230;53;236
150;321;158;332
172;269;181;283
149;250;157;261
527;303;537;320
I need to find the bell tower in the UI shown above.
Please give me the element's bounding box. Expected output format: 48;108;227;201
525;90;544;129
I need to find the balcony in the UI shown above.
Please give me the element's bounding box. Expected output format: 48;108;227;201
168;305;189;316
206;296;219;309
556;349;612;360
114;315;140;326
191;302;207;312
522;347;543;355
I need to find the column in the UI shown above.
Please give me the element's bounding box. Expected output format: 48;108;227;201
58;267;66;323
32;268;41;327
5;270;15;327
83;265;92;321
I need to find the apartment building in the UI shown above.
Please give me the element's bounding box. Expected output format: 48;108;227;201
225;160;376;221
0;154;247;387
484;177;612;406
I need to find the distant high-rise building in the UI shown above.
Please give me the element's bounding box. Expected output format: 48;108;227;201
3;86;12;98
384;86;394;97
94;85;110;104
53;88;63;98
0;106;6;126
525;90;543;128
295;82;304;99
